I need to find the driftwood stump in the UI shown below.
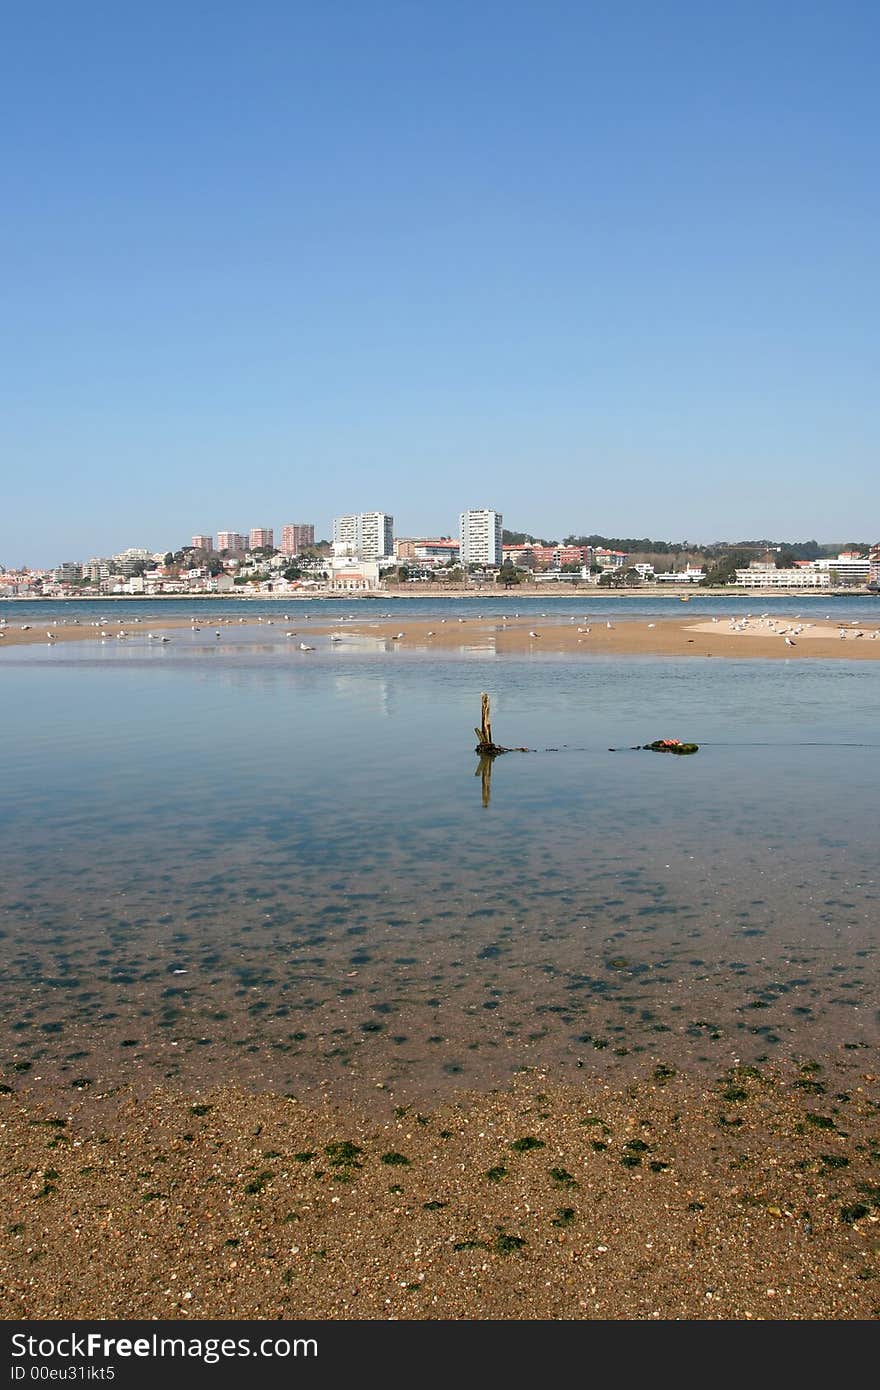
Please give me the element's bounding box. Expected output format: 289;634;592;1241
475;692;505;755
474;692;528;757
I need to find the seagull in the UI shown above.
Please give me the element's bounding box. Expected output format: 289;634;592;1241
329;634;343;642
647;622;656;629
426;630;435;636
20;624;30;631
393;632;405;640
785;636;796;646
606;621;613;629
528;630;540;638
285;631;297;637
160;636;171;642
46;631;57;640
299;641;314;651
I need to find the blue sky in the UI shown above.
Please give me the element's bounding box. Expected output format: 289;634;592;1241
2;1;878;565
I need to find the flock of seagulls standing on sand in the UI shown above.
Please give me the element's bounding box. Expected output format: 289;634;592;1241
6;607;880;657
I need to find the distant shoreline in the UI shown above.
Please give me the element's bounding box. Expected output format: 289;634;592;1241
2;585;876;603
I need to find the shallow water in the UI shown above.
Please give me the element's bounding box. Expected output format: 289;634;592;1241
4;590;880;628
1;629;878;1101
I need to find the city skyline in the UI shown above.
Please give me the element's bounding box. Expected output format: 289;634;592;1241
3;509;877;576
3;4;879;565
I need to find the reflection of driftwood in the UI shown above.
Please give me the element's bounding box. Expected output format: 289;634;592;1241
476;753;493;806
474;692;530;756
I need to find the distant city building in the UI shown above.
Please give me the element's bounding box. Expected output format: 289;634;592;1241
810;553;871;585
53;561;82;583
249;528;274;551
191;534;213;552
327;555;381;590
593;547;627;570
654;565;704;583
735;565;831;588
502;544;592;571
114;547;152;576
459;510;502;568
332;512;393;560
280;523;315;556
394;537;460;566
85;558;110;583
869;546;880;585
217;531;246;554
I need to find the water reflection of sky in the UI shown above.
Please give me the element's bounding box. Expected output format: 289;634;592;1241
1;645;877;1101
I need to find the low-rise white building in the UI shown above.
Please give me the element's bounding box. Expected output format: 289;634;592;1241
655;566;704;583
734;566;831;588
328;555;380;590
811;553;871;585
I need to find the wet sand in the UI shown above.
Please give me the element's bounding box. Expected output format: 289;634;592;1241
4;613;880;659
325;614;880;661
2;1063;878;1320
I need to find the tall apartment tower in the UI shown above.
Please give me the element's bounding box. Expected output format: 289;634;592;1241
332;512;393;560
217;531;246;553
459;509;503;567
280;523;315;556
249;527;274;551
191;535;213;552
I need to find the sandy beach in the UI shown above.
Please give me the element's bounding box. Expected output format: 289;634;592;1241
2;1060;879;1321
3;612;880;659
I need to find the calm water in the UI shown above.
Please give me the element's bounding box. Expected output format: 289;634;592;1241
4;592;880;628
1;622;878;1101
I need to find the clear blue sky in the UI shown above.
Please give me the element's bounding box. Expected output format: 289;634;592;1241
3;1;878;566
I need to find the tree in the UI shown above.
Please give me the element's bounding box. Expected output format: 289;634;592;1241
775;551;798;569
700;558;739;586
283;564;302;581
163;552;174;566
497;560;521;587
502;530;551;546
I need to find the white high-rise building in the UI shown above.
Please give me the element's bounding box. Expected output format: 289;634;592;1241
459;509;502;567
332;512;393;560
